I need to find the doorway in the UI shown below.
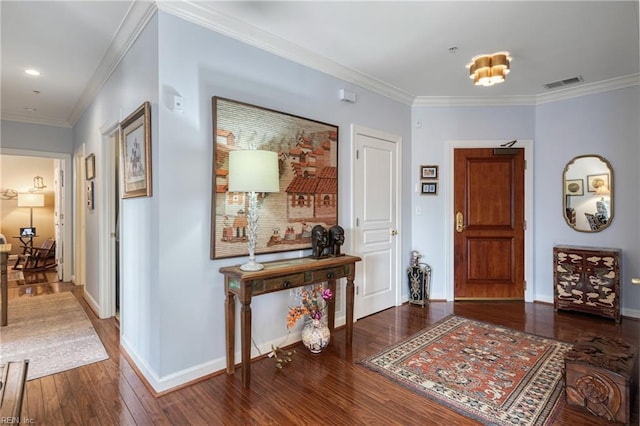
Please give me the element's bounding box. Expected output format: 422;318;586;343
445;140;534;302
353;125;402;319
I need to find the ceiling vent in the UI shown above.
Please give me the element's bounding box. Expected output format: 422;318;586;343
543;76;584;89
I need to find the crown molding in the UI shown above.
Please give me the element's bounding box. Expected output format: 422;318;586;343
1;113;72;128
413;95;535;107
157;1;416;105
67;1;158;126
535;74;640;105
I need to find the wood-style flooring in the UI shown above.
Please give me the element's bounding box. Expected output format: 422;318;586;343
7;272;639;425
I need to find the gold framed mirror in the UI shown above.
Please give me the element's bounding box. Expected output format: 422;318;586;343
563;155;613;232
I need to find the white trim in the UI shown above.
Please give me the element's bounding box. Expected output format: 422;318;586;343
444;140;534;302
0;148;73;282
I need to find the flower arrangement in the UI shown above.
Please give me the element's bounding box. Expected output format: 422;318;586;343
287;284;333;328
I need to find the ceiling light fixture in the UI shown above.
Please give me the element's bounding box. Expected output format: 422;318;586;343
25;68;40;76
467;52;511;87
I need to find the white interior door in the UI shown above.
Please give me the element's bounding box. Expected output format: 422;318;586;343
353;125;401;319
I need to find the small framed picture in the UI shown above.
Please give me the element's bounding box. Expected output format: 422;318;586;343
421;182;438;195
587;173;609;193
86;153;95;180
564;179;584;196
420;165;438;180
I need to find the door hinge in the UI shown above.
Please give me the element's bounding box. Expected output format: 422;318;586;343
60;170;64;187
356;149;359;160
356;217;359;227
524;280;527;291
524;220;527;230
356;285;359;295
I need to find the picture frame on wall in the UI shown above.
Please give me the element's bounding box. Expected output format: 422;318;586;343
564;178;584;196
421;182;438;195
120;101;152;199
587;173;609;193
85;153;95;180
211;96;339;260
420;165;438;180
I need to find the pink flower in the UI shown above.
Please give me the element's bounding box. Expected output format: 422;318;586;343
322;288;333;301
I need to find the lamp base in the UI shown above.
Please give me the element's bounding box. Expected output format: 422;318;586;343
239;259;264;272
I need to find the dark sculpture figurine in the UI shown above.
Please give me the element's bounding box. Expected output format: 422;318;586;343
311;225;329;258
329;225;345;257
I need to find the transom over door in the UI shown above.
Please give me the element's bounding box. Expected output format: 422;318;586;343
454;148;525;299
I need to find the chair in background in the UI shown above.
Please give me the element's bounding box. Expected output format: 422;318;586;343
13;238;57;272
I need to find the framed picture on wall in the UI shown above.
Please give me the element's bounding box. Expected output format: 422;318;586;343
420;165;438;180
210;96;339;260
564;179;584;196
120;101;152;198
421;182;438;195
587;173;609;193
85;153;95;180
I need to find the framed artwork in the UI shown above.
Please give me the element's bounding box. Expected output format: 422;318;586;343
421;182;438;195
420;165;438;179
85;153;95;180
564;179;584;196
120;101;152;198
587;173;609;193
86;181;94;210
211;97;338;260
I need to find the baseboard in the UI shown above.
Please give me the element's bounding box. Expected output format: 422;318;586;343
82;290;100;318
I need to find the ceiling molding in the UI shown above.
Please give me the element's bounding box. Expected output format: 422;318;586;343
157;1;416;105
67;1;158;126
413;95;535;107
535;74;640;105
0;113;71;129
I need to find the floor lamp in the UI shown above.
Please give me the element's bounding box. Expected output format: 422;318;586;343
227;149;280;271
17;193;45;229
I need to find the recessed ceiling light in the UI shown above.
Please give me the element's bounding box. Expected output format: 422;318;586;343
25;68;40;76
24;107;37;112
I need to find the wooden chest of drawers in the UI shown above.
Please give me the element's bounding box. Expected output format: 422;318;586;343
553;245;621;322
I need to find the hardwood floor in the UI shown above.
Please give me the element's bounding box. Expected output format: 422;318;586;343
8;272;639;425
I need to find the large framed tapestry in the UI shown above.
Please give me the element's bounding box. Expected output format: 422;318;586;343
210;97;339;260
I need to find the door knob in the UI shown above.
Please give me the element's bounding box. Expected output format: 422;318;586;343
456;212;464;233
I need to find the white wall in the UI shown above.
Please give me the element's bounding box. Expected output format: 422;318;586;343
73;14;161;377
534;87;640;315
410;105;535;299
1;120;73;153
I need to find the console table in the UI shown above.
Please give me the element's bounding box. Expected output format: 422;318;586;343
220;255;361;388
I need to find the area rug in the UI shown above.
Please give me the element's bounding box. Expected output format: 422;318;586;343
0;292;109;380
359;315;572;426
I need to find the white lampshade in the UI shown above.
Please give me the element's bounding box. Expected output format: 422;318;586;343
17;192;45;207
228;150;280;193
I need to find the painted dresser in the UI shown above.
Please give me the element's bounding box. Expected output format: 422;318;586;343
553;245;621;323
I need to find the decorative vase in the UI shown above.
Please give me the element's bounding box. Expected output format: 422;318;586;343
301;319;330;354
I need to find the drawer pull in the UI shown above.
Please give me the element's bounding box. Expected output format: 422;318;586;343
282;281;291;288
326;272;335;279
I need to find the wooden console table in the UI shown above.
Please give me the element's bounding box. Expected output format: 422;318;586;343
220;255;361;388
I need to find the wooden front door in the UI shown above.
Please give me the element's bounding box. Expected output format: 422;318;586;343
454;148;525;299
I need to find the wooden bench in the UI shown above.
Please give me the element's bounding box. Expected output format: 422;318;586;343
564;334;637;425
0;361;29;424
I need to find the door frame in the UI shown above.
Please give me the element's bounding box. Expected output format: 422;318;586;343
98;120;120;319
444;140;534;302
352;124;403;319
0;148;73;282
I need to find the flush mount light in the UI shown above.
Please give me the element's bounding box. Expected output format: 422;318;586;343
466;52;511;87
24;107;37;112
25;68;40;76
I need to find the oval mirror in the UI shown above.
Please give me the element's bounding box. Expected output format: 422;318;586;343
563;155;613;232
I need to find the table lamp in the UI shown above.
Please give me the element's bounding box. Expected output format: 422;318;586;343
227;149;280;271
17;192;45;228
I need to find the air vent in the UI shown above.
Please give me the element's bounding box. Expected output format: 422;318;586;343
543;75;584;89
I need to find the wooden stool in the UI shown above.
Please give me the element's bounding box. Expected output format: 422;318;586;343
564;333;637;425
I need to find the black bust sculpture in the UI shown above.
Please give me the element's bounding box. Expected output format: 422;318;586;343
329;225;345;257
311;225;328;258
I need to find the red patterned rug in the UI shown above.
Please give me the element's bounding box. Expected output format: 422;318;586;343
359;315;572;425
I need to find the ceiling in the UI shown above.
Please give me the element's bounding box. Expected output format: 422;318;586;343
2;1;638;128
